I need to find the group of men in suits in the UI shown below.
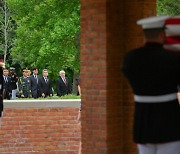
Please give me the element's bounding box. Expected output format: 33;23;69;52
30;68;53;98
3;67;71;99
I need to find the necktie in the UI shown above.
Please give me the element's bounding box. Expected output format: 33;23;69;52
5;77;8;83
35;75;38;83
45;77;47;83
63;77;67;85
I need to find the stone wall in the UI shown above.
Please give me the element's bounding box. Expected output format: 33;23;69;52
0;100;81;154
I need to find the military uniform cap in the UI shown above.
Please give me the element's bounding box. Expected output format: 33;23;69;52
23;69;28;72
10;67;15;70
137;16;170;29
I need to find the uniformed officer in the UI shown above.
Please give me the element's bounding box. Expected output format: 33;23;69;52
18;69;32;98
9;67;18;99
122;16;180;154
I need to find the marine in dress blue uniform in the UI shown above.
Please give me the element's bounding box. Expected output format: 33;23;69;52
122;16;180;154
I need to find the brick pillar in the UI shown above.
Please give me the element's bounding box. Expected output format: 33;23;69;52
106;0;124;153
81;1;108;153
122;1;156;154
81;0;156;153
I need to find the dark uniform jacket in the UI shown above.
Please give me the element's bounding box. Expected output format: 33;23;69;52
9;73;18;90
0;68;3;117
56;77;70;97
122;42;180;144
18;76;31;98
39;77;53;97
29;75;40;98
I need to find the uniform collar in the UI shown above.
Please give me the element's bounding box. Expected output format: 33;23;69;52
145;42;163;48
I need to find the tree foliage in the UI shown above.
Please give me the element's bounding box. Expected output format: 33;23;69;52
6;0;80;82
0;0;15;63
157;0;180;15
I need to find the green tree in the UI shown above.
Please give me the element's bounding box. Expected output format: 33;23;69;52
157;0;180;15
0;0;15;64
6;0;80;91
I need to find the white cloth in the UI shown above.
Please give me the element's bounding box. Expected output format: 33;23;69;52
138;141;180;154
12;89;17;99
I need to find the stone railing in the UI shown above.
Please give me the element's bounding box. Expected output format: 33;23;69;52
4;99;81;108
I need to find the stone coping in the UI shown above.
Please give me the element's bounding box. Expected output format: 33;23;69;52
3;99;81;109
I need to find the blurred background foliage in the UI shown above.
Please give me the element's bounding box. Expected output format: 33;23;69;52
157;0;180;15
0;0;80;93
1;0;179;94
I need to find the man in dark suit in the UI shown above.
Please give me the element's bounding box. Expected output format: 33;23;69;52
29;67;40;98
56;70;70;97
3;68;11;100
39;69;53;97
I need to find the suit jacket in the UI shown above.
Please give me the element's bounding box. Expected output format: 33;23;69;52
3;75;11;99
29;75;40;98
56;77;70;96
0;68;3;117
39;77;53;97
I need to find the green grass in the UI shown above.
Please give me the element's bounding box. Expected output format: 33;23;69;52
44;94;81;99
6;94;81;100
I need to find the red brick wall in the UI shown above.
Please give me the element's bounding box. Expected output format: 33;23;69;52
106;0;124;153
81;0;157;153
122;1;157;154
81;1;108;153
0;105;80;153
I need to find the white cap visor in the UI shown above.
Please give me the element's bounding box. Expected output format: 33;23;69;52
137;16;170;29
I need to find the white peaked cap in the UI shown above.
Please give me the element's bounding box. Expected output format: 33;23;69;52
137;16;170;29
